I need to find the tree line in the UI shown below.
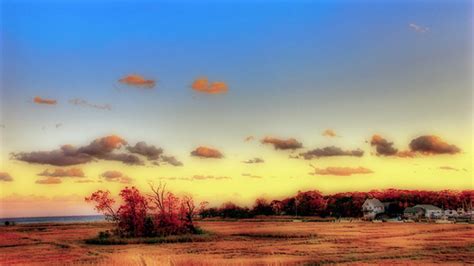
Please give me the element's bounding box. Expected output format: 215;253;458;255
200;189;474;219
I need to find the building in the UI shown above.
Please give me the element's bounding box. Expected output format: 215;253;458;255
404;205;443;220
444;209;458;218
403;207;424;220
362;198;385;220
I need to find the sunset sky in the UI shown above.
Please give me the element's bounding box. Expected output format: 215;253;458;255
0;0;472;218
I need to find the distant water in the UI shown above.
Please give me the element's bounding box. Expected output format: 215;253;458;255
0;215;105;224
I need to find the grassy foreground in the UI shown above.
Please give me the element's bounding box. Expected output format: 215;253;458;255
0;221;473;265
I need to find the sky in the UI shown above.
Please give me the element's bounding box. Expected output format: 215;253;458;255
0;0;472;218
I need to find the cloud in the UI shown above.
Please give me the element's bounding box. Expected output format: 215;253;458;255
409;23;429;33
38;167;85;178
300;146;364;159
100;171;133;184
242;157;264;164
69;98;111;110
191;146;223;158
261;137;303;150
33;96;57;105
159;175;231;181
12;146;94;166
119;74;156;88
0;172;13;182
13;135;143;166
244;136;255;142
370;134;398;156
127;142;163;160
191;175;230;180
36;177;62;184
75;179;96;183
310;165;373;176
102;153;144;165
191;77;228;94
160;155;183;166
322;129;338;138
409;135;460;155
439;166;459;171
77;135;127;156
241;173;262;179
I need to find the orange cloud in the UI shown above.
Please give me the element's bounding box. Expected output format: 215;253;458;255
34;96;57;105
191;77;228;94
409;135;460;155
38;168;84;178
191;146;223;158
119;74;156;88
261;137;303;150
100;171;133;184
36;177;62;184
322;129;337;138
310;165;373;176
0;172;13;182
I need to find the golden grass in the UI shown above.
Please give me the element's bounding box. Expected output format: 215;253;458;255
0;221;473;265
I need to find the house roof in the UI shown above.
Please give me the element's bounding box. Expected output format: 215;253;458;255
413;204;442;211
363;198;384;208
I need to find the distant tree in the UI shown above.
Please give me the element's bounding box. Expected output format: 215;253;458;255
252;198;274;216
85;190;118;221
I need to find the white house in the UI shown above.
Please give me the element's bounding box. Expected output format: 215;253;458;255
444;209;458;218
362;198;385;220
413;204;443;219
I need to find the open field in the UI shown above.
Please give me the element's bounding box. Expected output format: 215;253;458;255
0;221;473;265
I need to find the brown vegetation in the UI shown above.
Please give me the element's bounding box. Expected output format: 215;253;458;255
0;221;473;265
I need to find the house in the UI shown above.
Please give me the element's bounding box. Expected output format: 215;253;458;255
404;205;443;220
414;205;443;219
444;209;458;218
403;207;424;220
362;198;385;220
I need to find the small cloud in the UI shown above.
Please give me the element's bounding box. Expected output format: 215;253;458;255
119;74;156;88
310;165;373;176
242;157;264;164
300;146;363;159
75;179;95;183
409;23;429;33
191;146;223;159
100;171;133;184
38;167;85;178
439;166;459;171
409;135;460;155
322;129;338;138
69;98;111;110
191;77;228;94
127;142;163;160
261;137;303;150
244;136;255;142
34;96;57;105
241;173;262;179
0;172;13;182
191;175;230;180
158;175;230;181
370;134;398;156
160;155;183;166
55;123;62;128
36;177;62;184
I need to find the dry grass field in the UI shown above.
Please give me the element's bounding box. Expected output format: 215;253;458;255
0;221;473;265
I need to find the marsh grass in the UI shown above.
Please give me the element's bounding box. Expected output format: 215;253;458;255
85;229;214;245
